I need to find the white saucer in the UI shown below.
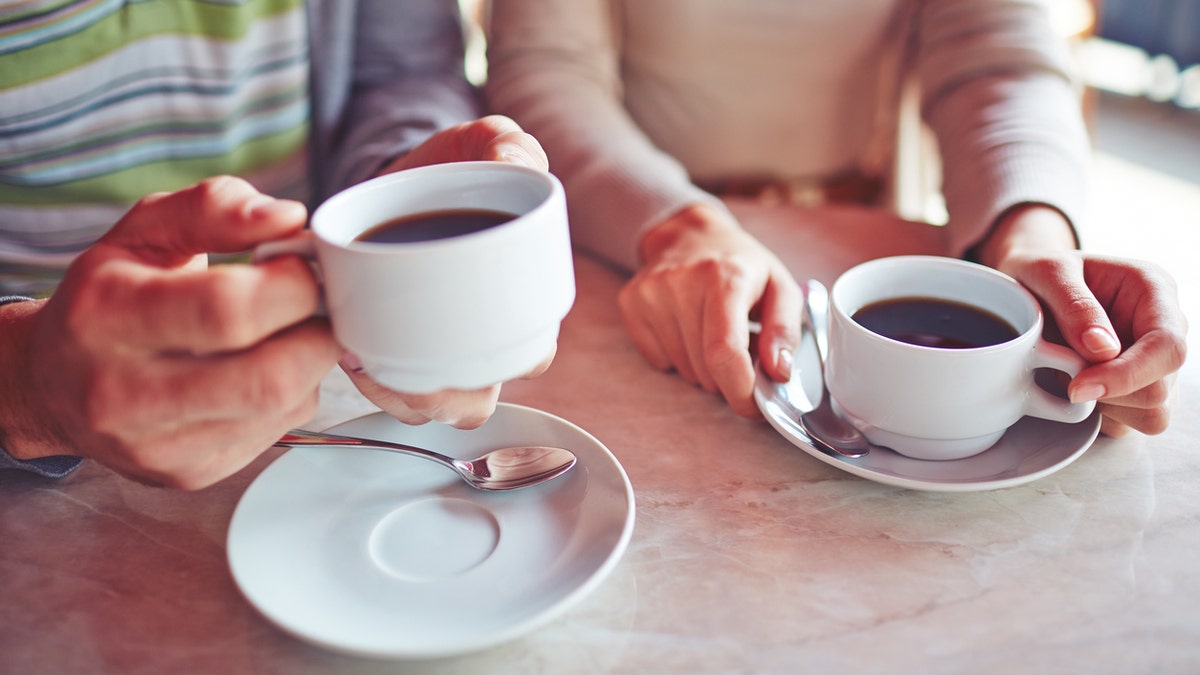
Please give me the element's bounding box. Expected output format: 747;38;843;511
753;324;1102;492
227;403;635;659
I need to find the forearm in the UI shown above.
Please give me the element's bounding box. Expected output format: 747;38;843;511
918;0;1091;257
485;0;719;272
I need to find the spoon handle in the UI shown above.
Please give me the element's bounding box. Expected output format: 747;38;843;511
804;279;831;366
273;429;457;466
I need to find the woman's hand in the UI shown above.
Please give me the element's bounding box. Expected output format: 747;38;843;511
619;203;802;417
341;346;556;429
348;115;556;428
976;205;1188;437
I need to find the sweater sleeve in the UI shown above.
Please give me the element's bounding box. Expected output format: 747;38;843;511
323;0;482;195
0;296;83;479
484;0;723;273
915;0;1092;255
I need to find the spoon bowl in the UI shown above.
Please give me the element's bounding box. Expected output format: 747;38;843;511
273;429;577;491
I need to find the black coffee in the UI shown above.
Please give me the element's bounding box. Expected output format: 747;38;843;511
354;208;516;244
851;296;1019;349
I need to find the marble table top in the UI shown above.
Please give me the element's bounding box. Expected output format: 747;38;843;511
2;199;1197;674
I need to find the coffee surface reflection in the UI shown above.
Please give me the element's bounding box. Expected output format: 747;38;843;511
354;208;517;244
851;297;1019;349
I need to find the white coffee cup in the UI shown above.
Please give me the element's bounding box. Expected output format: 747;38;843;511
259;161;574;393
824;255;1095;461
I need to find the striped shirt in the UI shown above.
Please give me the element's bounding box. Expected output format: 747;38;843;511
0;0;311;293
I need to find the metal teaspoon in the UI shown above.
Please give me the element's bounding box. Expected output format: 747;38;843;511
798;279;871;458
273;429;577;491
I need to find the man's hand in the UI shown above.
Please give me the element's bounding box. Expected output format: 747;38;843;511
1;177;341;489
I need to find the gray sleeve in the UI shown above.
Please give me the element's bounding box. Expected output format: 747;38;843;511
325;0;481;194
0;296;83;479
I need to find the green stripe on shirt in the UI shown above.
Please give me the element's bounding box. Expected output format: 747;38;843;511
0;0;304;89
0;1;312;266
0;123;308;204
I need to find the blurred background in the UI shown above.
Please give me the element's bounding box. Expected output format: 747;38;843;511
1069;0;1198;327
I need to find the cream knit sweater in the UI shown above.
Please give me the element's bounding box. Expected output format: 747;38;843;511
485;0;1091;271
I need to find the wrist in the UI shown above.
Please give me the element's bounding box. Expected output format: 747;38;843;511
639;202;738;264
973;204;1078;270
0;298;60;460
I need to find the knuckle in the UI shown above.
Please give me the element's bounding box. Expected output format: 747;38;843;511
244;371;296;411
764;319;801;349
1161;332;1188;372
63;264;127;346
1059;293;1101;322
706;335;749;372
189;175;245;203
1139;407;1172;436
617;283;643;312
196;272;262;348
185;175;257;223
1141;378;1173;407
696;257;744;285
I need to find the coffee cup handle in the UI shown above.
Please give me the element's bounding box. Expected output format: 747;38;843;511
252;233;327;315
253;232;316;264
1025;340;1097;423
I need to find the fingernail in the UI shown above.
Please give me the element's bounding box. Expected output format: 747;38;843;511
499;147;537;168
776;347;794;377
251;198;305;220
1081;326;1121;356
339;352;364;373
1070;381;1106;403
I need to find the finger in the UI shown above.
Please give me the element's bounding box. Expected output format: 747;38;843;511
385;115;549;172
618;282;671;370
348;368;502;430
410;385;501;430
1084;368;1176;410
80;255;322;354
756;271;803;383
519;342;558;380
481;129;550;171
1069;326;1187;403
676;285;720;393
1096;399;1173;437
1098;414;1133;439
619;281;697;382
621;309;673;371
1017;257;1122;362
701;278;759;416
453;115;548;169
102;176;308;266
345;364;436;427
